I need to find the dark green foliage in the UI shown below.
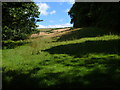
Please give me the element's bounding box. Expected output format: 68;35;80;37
2;40;29;49
2;2;40;41
68;2;120;31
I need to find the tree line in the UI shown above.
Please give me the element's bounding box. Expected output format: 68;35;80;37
68;2;120;32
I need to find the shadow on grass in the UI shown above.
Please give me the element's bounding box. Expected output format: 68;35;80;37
3;67;43;89
52;58;120;88
3;57;120;88
3;39;120;88
44;39;120;58
57;27;117;42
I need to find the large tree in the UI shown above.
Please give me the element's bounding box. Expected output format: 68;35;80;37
68;2;120;31
2;2;40;40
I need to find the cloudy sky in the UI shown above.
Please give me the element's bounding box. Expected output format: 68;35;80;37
34;1;75;28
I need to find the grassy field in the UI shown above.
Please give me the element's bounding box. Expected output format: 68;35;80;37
2;27;120;88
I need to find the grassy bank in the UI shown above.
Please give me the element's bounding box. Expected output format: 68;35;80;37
2;27;120;88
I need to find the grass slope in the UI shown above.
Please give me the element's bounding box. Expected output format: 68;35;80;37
2;27;120;88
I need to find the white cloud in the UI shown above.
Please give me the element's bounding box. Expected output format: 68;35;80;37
50;10;56;15
37;24;46;28
37;3;56;16
37;3;50;16
37;23;73;28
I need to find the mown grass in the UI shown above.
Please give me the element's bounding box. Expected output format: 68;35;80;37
2;27;120;88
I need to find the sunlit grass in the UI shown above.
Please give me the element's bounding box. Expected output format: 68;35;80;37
2;27;120;88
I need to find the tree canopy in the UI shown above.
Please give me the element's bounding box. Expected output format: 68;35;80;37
2;2;40;41
68;2;120;32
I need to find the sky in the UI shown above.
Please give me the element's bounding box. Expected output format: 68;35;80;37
34;1;75;28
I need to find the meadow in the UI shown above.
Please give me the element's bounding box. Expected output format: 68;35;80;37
2;27;120;88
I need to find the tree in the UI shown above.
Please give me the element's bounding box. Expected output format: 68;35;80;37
68;2;120;32
2;1;41;40
68;2;92;28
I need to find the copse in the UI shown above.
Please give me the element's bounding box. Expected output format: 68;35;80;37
2;1;41;41
68;2;120;32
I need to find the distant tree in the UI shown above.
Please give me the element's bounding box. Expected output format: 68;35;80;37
2;1;41;40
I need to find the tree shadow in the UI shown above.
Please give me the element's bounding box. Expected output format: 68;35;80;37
44;39;120;58
3;56;120;88
80;57;120;88
3;39;120;88
57;27;117;42
45;57;120;88
2;67;42;89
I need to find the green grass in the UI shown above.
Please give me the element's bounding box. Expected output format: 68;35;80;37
2;27;120;88
57;27;119;41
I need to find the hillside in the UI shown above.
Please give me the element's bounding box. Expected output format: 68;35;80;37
2;27;120;88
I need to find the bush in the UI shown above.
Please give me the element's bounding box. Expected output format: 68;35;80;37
2;40;29;49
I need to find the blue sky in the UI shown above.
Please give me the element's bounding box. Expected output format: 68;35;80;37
34;1;75;28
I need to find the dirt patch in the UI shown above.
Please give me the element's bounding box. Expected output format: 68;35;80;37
31;28;71;38
53;28;70;33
